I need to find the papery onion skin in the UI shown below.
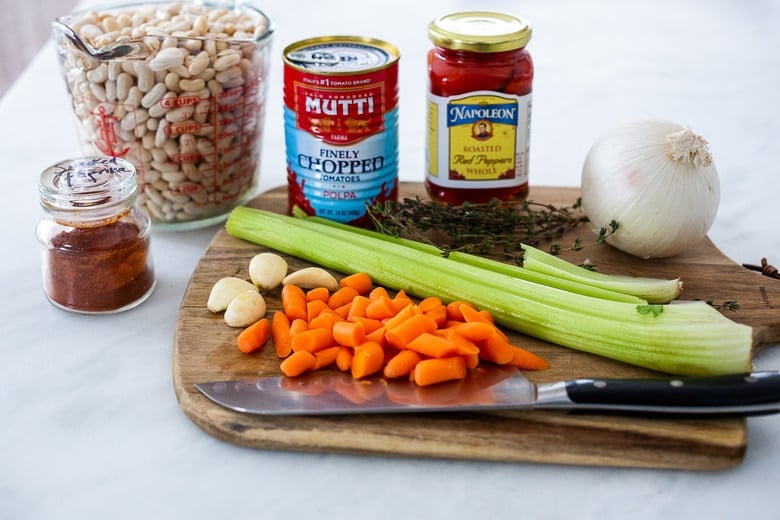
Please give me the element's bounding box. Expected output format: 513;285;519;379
580;120;720;259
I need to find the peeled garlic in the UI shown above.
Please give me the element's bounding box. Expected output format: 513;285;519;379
282;267;339;290
224;290;267;327
248;252;288;290
207;277;258;312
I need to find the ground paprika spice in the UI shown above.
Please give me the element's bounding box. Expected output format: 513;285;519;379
37;157;155;314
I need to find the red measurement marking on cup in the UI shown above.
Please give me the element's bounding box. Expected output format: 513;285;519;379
92;105;130;157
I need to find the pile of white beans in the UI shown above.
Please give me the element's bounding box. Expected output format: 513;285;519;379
54;2;273;227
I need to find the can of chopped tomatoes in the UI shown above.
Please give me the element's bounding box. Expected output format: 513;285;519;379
283;36;400;225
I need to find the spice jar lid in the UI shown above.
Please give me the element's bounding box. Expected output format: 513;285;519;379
39;156;138;219
428;11;532;53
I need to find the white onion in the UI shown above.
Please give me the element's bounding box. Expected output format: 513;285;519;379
580;120;720;259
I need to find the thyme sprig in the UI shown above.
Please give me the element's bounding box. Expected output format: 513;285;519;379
367;197;609;259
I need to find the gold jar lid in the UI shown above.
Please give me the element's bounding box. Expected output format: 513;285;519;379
428;11;532;53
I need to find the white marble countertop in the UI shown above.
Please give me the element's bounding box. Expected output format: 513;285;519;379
2;0;779;518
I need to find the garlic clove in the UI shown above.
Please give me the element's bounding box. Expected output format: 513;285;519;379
207;277;258;312
282;267;339;290
224;290;267;327
248;252;288;290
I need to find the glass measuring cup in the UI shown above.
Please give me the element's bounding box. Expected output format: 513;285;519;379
51;1;274;230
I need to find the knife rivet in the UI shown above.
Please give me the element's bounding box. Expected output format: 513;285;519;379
745;375;758;383
594;381;607;388
670;380;684;387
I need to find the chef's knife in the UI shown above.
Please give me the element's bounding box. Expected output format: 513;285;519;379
195;366;780;417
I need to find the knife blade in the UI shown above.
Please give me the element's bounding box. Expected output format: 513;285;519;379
194;366;780;417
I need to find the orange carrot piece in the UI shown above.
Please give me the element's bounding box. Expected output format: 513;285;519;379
365;325;387;347
365;294;397;320
332;320;367;347
290;327;334;353
236;317;271;354
478;332;515;365
417;296;443;313
350;316;383;334
448;321;495;342
368;286;390;301
271;311;292;358
281;284;308;321
463;352;480;370
383;350;422;379
306;299;330;321
308;309;341;330
424;304;448;326
351;341;385;379
436;328;480;356
459;302;491;324
346;295;370;320
381;302;418;331
405;332;458;358
385;313;438;350
391;297;414;314
280;350;316;377
509;345;550;370
478;309;495;324
340;272;373;295
333;302;352;319
412;356;467;386
306;286;330;303
336;346;354;372
313;346;342;370
446;300;474;321
289;318;308;337
328;286;359;310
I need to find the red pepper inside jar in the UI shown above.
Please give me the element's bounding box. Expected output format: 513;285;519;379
425;11;534;204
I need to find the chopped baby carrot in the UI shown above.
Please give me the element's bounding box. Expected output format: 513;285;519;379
350;316;383;334
333;302;352;319
314;346;341;370
417;296;443;313
436;328;480;356
351;341;385;379
478;332;515;365
412;356;467;387
384;313;438;350
459;302;491;324
332;320;367;347
280;350;316;377
368;286;390;301
365;325;387;346
236;317;271;354
405;332;458;358
308;308;341;330
336;346;354;372
271;311;292;358
446;300;474;321
339;272;373;295
365;294;397;320
424;304;448;326
291;327;334;353
328;286;359;310
509;345;550;370
306;286;330;303
382;303;418;331
281;284;307;321
306;299;330;321
346;295;370;320
449;321;495;342
383;349;422;379
289;318;308;337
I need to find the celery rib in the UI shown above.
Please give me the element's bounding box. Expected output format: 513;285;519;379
226;207;752;376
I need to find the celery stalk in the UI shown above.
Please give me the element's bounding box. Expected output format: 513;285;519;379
226;207;753;376
303;215;672;304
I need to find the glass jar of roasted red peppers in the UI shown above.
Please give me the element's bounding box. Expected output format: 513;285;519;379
426;11;534;204
36;157;156;314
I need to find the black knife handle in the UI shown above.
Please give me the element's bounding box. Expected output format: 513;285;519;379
563;371;780;415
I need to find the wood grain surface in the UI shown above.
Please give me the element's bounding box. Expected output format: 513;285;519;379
172;183;780;471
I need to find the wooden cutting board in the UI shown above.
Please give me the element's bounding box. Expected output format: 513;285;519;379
172;183;780;470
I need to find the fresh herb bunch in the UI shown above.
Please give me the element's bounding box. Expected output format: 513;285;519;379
367;197;599;257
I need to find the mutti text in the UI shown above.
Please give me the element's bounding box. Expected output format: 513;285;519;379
304;94;377;116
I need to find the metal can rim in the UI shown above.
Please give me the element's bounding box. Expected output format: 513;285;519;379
283;35;400;75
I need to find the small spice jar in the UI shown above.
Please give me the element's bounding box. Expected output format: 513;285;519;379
425;11;534;204
36;157;156;314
